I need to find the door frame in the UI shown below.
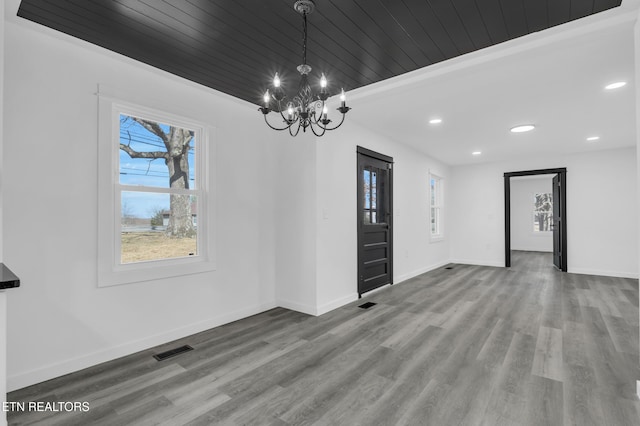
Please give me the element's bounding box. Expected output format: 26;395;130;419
504;167;567;271
357;146;394;297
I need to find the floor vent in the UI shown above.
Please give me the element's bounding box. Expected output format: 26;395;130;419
153;345;193;361
359;302;377;309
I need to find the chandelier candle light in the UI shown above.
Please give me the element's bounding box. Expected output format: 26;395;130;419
259;0;351;137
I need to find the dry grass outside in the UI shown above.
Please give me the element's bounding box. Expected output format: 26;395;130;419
121;232;197;264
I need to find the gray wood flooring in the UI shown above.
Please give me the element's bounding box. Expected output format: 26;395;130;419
7;251;640;425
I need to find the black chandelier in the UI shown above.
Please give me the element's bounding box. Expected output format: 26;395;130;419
259;0;351;137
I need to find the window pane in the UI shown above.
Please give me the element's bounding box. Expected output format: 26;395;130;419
364;169;370;209
371;171;377;209
121;192;198;264
119;114;196;189
431;207;436;233
430;178;436;205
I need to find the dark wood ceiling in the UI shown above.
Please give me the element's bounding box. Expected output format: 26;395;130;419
17;0;621;105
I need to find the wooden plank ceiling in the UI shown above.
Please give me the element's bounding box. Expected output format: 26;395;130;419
17;0;621;105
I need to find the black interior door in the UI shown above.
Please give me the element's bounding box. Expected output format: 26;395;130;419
552;174;562;269
357;147;393;297
505;168;567;271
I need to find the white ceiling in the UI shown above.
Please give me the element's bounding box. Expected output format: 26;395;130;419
348;2;638;167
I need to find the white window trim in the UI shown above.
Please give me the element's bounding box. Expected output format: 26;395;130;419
429;172;444;242
97;91;216;287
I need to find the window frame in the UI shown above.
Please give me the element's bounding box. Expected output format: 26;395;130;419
429;172;444;242
97;94;216;287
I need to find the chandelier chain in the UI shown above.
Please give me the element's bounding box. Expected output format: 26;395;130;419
302;12;307;66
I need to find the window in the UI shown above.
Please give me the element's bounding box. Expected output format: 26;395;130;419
533;193;552;232
363;167;379;223
429;174;443;239
119;114;198;264
98;94;215;287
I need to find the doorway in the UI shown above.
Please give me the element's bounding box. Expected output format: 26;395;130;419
357;146;393;297
504;168;567;272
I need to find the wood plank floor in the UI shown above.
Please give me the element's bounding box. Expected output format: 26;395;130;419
7;251;640;425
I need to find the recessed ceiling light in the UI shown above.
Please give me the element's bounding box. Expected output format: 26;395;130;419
510;124;535;133
472;151;482;156
586;136;600;141
605;81;626;90
429;118;442;124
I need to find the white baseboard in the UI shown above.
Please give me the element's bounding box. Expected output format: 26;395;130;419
567;267;638;279
7;300;277;392
449;258;504;268
276;298;318;316
316;293;359;316
394;260;451;284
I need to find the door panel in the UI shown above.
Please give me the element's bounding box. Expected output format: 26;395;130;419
551;173;568;271
357;148;393;296
552;174;561;269
551;175;562;269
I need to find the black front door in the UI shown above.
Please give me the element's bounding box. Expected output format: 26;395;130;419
357;147;393;297
552;174;562;269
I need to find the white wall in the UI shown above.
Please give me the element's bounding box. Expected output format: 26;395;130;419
273;133;318;315
314;121;451;313
2;19;279;390
0;1;7;423
510;176;553;252
450;147;638;278
635;6;640;401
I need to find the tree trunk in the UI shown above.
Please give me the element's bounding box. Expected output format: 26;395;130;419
165;128;195;238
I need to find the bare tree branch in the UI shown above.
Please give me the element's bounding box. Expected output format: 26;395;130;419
183;132;193;149
119;143;167;160
131;117;169;146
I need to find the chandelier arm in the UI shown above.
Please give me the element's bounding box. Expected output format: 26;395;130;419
310;100;324;125
263;113;293;131
278;109;290;123
309;121;327;137
319;111;347;131
289;120;302;137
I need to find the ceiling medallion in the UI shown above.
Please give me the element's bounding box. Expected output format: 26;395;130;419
259;0;351;137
